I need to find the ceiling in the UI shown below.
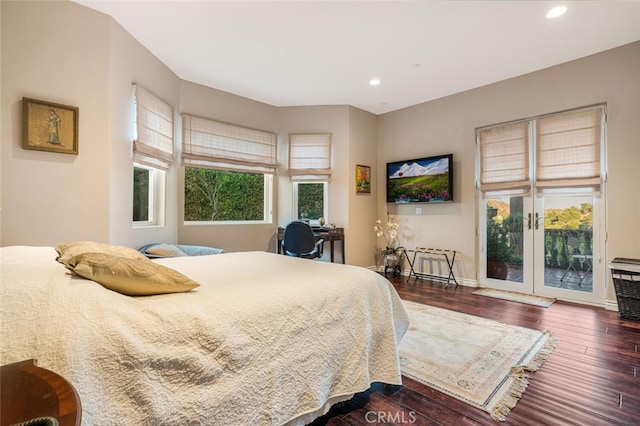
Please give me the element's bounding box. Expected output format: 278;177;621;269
74;1;640;115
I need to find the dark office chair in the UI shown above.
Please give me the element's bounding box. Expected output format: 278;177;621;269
281;221;324;259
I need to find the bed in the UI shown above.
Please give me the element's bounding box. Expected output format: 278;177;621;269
0;245;409;425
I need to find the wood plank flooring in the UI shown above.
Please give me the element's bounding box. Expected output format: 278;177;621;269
318;276;640;426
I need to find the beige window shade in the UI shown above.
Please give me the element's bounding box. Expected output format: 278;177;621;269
478;121;530;196
182;113;277;174
289;133;332;182
536;107;602;194
133;84;174;170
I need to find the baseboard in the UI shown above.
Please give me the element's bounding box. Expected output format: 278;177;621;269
604;299;620;312
457;277;479;287
369;263;619;310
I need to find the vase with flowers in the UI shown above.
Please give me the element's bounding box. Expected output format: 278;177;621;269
374;215;403;274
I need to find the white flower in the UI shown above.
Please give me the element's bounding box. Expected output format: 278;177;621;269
374;215;400;248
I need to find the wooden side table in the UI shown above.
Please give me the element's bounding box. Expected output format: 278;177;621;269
1;359;81;426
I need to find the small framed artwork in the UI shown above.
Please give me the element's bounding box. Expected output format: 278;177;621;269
355;164;371;194
22;97;79;155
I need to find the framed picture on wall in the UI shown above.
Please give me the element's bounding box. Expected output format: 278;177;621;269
355;164;371;194
22;97;79;155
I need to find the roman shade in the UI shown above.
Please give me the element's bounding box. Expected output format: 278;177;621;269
288;133;332;182
478;121;530;196
182;113;277;174
478;105;604;197
132;84;174;170
535;107;603;194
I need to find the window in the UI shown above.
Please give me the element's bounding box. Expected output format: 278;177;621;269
132;84;173;226
478;105;604;197
184;167;271;222
133;163;165;226
293;182;328;223
133;166;151;222
132;84;174;170
478;121;530;196
288;133;332;182
535;108;603;195
182;113;277;223
289;133;332;223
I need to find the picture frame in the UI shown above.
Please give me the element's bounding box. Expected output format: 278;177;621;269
22;97;79;155
355;164;371;194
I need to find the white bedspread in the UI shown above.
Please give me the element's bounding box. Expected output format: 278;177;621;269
0;247;409;425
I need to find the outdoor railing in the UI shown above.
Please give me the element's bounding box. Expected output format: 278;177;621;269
544;228;592;271
497;228;592;271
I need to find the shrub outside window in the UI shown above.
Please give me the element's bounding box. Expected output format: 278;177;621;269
294;182;327;223
184;167;272;222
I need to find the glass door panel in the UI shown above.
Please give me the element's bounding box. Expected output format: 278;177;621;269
481;194;603;304
534;195;603;304
482;196;533;294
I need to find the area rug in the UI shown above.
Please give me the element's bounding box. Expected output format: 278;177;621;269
398;300;557;421
472;288;556;307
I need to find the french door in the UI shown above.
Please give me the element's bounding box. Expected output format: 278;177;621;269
479;193;604;304
477;105;606;305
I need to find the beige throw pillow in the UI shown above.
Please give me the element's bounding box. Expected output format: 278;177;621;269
67;252;200;296
145;243;187;257
56;241;148;266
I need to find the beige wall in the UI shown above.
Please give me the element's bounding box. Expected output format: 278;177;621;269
348;106;379;267
377;41;640;301
1;1;112;245
1;0;181;249
0;0;3;239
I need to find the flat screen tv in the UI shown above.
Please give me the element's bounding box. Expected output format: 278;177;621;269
386;153;453;203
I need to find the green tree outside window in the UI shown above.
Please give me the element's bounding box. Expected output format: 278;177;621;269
184;167;264;221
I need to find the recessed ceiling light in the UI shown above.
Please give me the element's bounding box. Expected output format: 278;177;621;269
369;79;381;86
546;5;567;18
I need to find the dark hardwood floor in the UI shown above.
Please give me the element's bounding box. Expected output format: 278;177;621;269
320;276;640;426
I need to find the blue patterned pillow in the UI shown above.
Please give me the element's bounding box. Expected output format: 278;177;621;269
176;245;224;256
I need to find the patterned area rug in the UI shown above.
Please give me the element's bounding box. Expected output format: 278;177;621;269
399;300;557;421
473;288;556;307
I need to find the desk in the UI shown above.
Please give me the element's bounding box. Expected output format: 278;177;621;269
405;247;458;287
277;227;345;263
1;359;81;426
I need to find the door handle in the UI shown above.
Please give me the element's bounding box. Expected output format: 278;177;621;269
535;212;540;230
527;213;532;230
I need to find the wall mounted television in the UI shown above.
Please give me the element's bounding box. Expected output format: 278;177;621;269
386;153;453;203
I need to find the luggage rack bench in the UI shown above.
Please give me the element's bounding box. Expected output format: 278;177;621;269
404;247;458;287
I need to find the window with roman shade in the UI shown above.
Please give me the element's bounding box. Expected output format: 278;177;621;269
478;105;604;197
181;113;277;174
478;121;531;197
132;83;174;170
535;107;603;194
288;133;332;182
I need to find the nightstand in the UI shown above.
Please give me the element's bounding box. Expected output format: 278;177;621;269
1;359;81;426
